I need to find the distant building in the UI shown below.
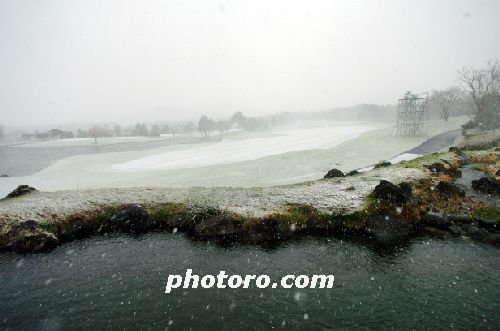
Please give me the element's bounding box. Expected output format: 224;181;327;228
48;129;74;139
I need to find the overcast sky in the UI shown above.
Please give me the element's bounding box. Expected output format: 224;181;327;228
1;0;499;127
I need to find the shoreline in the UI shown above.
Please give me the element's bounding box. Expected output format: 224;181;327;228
0;127;498;253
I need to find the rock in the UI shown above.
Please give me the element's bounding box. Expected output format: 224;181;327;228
427;162;446;173
0;174;9;177
305;211;325;231
448;223;463;236
55;214;101;240
449;146;462;154
4;220;59;253
8;231;59;253
372;180;409;205
496;169;500;177
422;211;451;230
165;215;189;230
109;204;150;233
5;185;37;198
466;224;500;245
194;213;243;240
476;218;499;231
374;161;391;168
365;211;411;243
447;215;474;225
324;168;344;178
471;177;499;195
436;181;465;197
250;217;291;243
426;162;461;177
398;182;413;201
346;170;359;176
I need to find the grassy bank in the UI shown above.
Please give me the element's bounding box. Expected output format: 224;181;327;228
1;150;498;253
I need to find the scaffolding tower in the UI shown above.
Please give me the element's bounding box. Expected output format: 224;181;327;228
396;91;428;136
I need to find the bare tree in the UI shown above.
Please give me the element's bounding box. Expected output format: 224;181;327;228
134;123;148;136
458;60;500;128
113;125;122;137
230;112;246;127
430;87;460;121
198;115;215;138
89;126;99;144
150;124;161;137
215;120;231;137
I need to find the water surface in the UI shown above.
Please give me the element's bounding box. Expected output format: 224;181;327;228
0;234;498;330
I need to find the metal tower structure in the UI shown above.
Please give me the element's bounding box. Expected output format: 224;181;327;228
396;91;428;136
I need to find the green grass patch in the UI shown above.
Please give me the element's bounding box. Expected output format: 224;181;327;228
145;202;188;223
474;203;500;221
397;152;449;169
272;204;317;225
94;205;120;224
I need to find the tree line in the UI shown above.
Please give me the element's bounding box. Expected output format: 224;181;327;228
426;59;499;129
458;59;499;130
3;59;497;143
197;112;268;138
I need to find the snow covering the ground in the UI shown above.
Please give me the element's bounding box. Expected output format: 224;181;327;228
112;124;375;171
0;167;425;219
0;117;469;197
15;136;182;147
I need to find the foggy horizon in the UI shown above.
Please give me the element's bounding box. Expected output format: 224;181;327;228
1;0;500;127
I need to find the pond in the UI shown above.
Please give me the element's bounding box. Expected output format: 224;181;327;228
0;233;499;330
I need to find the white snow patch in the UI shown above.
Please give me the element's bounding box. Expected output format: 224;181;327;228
111;125;375;171
16;136;176;148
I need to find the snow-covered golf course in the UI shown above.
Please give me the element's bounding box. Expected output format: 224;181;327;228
0;117;468;197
